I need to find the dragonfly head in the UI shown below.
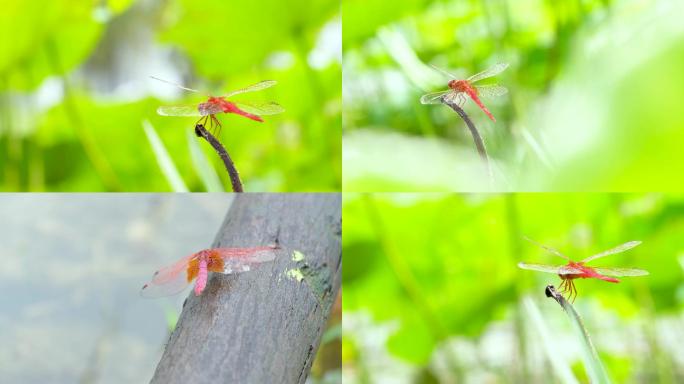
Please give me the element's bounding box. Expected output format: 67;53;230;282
195;249;211;260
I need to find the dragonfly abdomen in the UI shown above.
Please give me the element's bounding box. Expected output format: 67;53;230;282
195;258;209;296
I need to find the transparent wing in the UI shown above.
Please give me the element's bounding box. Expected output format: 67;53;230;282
592;267;649;277
429;64;458;79
523;236;570;261
224;80;277;98
420;90;452;105
198;102;225;116
558;265;584;275
581;241;642;263
150;76;200;93
140;273;192;298
157;105;203;117
445;92;467;106
233;101;285;116
140;253;196;298
213;246;279;274
518;262;583;275
467;63;509;83
474;84;508;98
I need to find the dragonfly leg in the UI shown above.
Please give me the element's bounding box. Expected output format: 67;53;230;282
456;93;467;107
195;115;209;137
558;278;567;295
208;115;215;135
211;115;222;137
568;280;577;303
558;278;576;302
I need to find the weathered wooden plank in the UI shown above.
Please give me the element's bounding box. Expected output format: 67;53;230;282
150;193;341;384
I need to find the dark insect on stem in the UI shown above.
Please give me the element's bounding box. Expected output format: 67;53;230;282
545;284;564;306
194;124;244;193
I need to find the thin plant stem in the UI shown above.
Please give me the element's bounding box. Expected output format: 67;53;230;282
440;97;494;186
441;97;489;164
194;124;243;192
545;285;612;384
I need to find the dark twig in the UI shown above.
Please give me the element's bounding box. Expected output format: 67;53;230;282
441;97;489;166
194;124;243;192
545;284;565;307
441;97;495;187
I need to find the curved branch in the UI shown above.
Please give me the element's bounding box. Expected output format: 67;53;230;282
194;124;243;192
440;98;489;166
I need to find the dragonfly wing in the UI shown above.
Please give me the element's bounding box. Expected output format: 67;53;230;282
581;241;642;263
233;101;285;116
157;105;203;117
198;102;225;116
140;273;192;298
140;253;196;298
444;91;467;106
223;80;277;98
213;246;279;274
429;64;458;79
558;265;584;275
467;63;509;83
592;267;649;277
475;84;508;98
523;236;570;260
420;90;452;105
519;262;563;274
150;76;200;93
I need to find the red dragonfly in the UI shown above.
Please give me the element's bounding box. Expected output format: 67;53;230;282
152;76;284;134
140;246;278;298
518;237;648;302
420;63;509;121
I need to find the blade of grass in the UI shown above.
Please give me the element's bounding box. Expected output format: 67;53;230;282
142;120;188;192
546;285;612;384
523;296;580;384
186;128;223;192
520;128;554;171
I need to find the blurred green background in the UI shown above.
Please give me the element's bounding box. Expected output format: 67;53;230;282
342;193;684;383
342;0;684;191
0;0;340;191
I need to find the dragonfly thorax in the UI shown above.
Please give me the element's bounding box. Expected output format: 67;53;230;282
195;249;212;259
448;79;471;93
186;249;225;282
207;96;225;103
198;97;228;115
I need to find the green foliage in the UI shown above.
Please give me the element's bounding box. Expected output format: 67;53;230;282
342;0;684;191
0;0;340;191
343;193;684;381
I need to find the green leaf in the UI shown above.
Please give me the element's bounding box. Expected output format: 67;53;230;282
186;128;223;192
142;120;188;192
